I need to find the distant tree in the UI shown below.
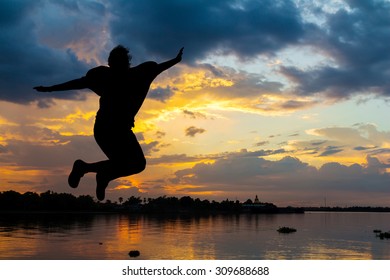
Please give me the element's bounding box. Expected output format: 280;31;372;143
0;190;23;210
180;196;194;208
22;191;40;210
76;195;96;210
244;199;253;204
123;196;142;206
39;190;79;211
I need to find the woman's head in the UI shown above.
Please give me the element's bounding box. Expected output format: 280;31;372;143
108;45;132;70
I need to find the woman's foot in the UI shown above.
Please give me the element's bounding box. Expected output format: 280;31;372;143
96;172;109;201
68;159;87;188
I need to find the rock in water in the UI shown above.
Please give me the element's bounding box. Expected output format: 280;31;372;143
129;250;140;258
277;226;297;234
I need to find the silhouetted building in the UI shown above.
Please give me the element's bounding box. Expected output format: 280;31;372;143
242;195;278;213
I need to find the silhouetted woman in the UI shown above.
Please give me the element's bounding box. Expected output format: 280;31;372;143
34;46;183;200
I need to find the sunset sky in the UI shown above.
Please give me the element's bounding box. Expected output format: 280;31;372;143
0;0;389;206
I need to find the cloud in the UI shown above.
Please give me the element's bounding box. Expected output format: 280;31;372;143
354;145;377;151
310;124;390;148
155;131;166;139
149;86;176;102
281;0;390;99
141;140;160;156
185;126;206;137
318;146;344;157
2;135;101;168
254;141;269;147
1;0;390;109
311;140;327;146
108;0;306;63
0;144;8;154
0;0;118;106
171;155;312;188
170;152;390;205
369;148;390;157
1;0;389;206
235;149;286;158
183;109;208;119
147;148;286;166
174;65;320;114
147;154;198;165
285;124;390;160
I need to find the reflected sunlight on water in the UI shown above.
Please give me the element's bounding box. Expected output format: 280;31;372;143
0;212;389;259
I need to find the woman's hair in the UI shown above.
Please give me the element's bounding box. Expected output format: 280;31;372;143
108;45;132;69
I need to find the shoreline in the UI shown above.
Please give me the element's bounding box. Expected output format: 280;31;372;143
1;207;390;216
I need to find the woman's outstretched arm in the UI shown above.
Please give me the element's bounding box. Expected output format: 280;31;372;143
34;77;87;92
156;47;184;74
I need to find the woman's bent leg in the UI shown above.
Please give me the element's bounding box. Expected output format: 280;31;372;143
93;123;146;200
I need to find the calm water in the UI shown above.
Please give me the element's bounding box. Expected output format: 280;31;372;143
0;212;389;260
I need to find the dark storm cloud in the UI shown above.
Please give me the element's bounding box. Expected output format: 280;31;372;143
281;0;390;99
0;0;30;26
2;0;390;105
0;1;93;104
108;0;306;62
0;44;89;104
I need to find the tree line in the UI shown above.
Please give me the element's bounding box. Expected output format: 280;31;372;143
1;190;387;213
0;190;256;213
0;190;97;212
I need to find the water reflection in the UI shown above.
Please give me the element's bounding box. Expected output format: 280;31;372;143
132;215;218;259
0;212;389;259
0;213;96;259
